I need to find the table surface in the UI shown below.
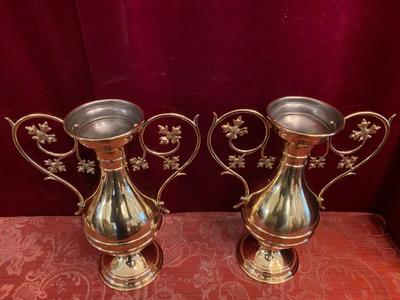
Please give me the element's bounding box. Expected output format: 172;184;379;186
1;212;400;300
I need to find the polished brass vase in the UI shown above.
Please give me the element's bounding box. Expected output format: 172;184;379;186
208;96;394;284
6;99;200;290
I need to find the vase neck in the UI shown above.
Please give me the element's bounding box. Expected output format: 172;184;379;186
95;146;127;171
281;141;313;167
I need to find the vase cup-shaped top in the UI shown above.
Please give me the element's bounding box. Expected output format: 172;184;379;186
64;99;161;256
242;97;345;249
64;99;144;149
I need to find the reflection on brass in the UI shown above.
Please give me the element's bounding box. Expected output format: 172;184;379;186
208;96;395;284
6;99;201;290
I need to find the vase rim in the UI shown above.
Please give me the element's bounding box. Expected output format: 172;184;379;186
267;96;345;138
63;99;144;142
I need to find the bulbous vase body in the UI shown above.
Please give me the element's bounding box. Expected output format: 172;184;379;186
82;147;162;256
242;160;320;250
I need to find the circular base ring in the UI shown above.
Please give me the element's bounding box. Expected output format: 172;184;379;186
99;240;163;291
237;234;298;284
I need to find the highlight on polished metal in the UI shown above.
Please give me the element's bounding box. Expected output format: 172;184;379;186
207;96;395;284
6;99;201;290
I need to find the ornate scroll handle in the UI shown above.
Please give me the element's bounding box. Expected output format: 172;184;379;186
5;114;86;215
207;109;273;209
317;111;396;209
135;113;201;213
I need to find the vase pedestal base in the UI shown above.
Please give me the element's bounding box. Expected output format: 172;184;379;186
99;241;163;291
237;234;298;284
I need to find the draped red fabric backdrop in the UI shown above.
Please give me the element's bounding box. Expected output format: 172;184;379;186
1;1;399;243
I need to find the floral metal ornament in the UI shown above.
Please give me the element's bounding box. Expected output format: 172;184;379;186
77;160;96;174
162;156;180;170
25;121;57;144
158;125;182;145
350;119;381;142
221;116;248;139
228;154;246;169
337;156;358;169
44;158;66;173
308;156;326;169
257;156;276;169
129;156;149;172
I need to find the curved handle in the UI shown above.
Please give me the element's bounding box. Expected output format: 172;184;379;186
128;113;201;213
310;111;396;209
5;114;96;215
207;109;274;209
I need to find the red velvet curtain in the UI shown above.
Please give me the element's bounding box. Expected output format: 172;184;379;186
1;0;399;242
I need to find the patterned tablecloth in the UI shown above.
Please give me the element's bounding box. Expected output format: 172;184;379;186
1;212;400;300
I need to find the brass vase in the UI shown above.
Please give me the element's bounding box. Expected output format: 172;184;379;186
6;99;200;290
207;96;395;284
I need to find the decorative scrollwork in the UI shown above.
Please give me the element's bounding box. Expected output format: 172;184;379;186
315;111;396;209
350;118;380;142
221;116;248;139
129;156;149;171
128;113;201;213
44;158;67;173
228;154;246;169
26;121;57;144
307;139;330;170
337;155;358;169
5;114;96;215
158;125;182;145
77;160;96;174
162;156;180;170
308;156;326;169
257;156;276;169
207;110;274;209
308;118;384;171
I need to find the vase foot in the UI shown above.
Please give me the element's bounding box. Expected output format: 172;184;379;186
99;241;163;291
237;234;298;284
